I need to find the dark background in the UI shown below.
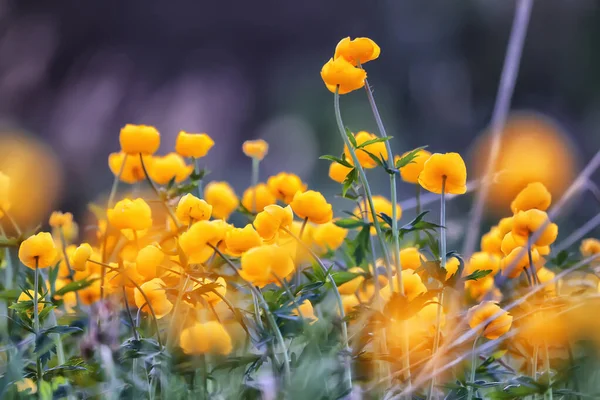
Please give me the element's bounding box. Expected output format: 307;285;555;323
1;0;599;242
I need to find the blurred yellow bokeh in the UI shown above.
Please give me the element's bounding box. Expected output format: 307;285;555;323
0;131;63;229
471;112;578;213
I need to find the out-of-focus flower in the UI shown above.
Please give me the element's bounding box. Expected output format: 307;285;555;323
468;301;513;340
175;131;214;159
78;274;101;306
344;131;388;169
291;299;318;324
471;113;577;212
71;243;93;271
17;290;44;317
175;194;212;224
119;124;160;155
224;225;262;257
465;276;500;302
136;244;165;280
536;266;556;294
353;195;401;234
380;270;427;302
0;172;10;218
204;181;239;220
418;153;467;195
465;252;501;277
510;182;552;214
253;205;294;241
334;37;380;66
396;149;432;184
180;321;232;355
108;152;152;184
311;221;347;254
148;153;194;185
399;247;425;270
241;184;277;213
329;162;353;183
290;190;333;224
481;227;503;255
267;172;307;204
581;238;600;258
338;267;365;295
239;244;295;287
512;209;558;247
243;139;269;160
134;278;173;319
49;211;73;229
55;278;77;314
107;198;152;231
341;294;360;314
19;232;58;269
321;57;367;94
15;378;36;394
501;246;540;278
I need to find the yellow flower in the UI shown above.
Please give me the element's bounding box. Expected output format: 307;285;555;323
338;267;365;295
445;257;460;280
189;276;227;306
147;153;194;185
380;270;427;302
241;183;277;213
19;232;58;269
396;149;432;184
501;246;540;278
510;182;552;214
79;274;101;306
180;321;232;355
328;162;353;183
175;194;212;224
580;238;600;257
467;301;513;340
104;261;144;294
481;227;503;255
341;294;360;315
353;195;401;234
107;198;152;231
56;244;75;278
290;190;333;224
49;211;73;228
500;232;521;256
334;37;380;66
465;252;501;277
267;172;307;204
71;243;93;271
497;217;514;237
242;139;269;160
344;131;388;169
320;57;367;94
253;205;294;241
175;131;215;159
108;152;152;184
136;244;165;280
291;299;318;324
134;278;173;319
55;278;77;314
119;124;160;155
204;181;239;220
512;209;558;247
399;247;425;270
239;244;295;287
0;171;11;218
418;152;467;194
311;221;347;254
465;276;500;302
536;266;556;294
17;290;44;317
224;224;262;257
179;220;225;264
16;378;36;394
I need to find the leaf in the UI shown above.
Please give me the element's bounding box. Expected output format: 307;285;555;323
334;218;367;229
464;269;492;281
0;289;20;300
41;325;83;336
384;291;440;321
43;358;88;379
476;350;507;373
190;168;209;181
0;236;19;247
378;212;393;229
355;136;392;149
361;149;385;169
54;278;97;296
341;168;357;197
330;271;360;286
319;155;353;168
395;146;428;169
353;225;371;266
345;127;357;148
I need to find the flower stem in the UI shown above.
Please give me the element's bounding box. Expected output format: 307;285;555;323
466;335;481;400
58;228;80;307
544;341;553;400
527;234;539;285
194;157;204;199
251;157;260;213
33;259;42;394
139;153;179;228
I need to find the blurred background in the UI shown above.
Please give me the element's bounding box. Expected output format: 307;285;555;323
0;0;599;243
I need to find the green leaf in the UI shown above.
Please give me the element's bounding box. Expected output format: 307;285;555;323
342;168;357;197
330;271;360;286
345;127;357;148
395;146;428;169
0;289;20;300
334;218;367;229
361;149;386;168
378;212;394;229
190;168;209;181
355;136;392;149
41;325;83;336
54;278;97;296
43;357;88;379
319;155;353;168
353;225;371;266
464;269;492;281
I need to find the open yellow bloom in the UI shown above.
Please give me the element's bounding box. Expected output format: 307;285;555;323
147;153;194;185
180;321;232;355
179;220;225;264
241;183;277;213
334;37;380;66
19;232;58;269
320;57;367;94
580;238;600;257
71;243;93;271
119;124;160;155
49;211;73;229
0;171;11;218
481;227;503;255
418;152;467;194
512;209;558;247
501;246;540;278
136;244;165;280
253;205;294;241
291;299;318;324
175;131;214;159
224;224;262;257
396;149;432;184
328;162;353;183
134;278;173;319
108;152;152;184
465;252;501;276
344;131;388;169
17;290;44;317
290;190;333;224
204;181;239;220
399;247;425;270
338;267;365;295
175;194;212;224
510;182;552;214
311;221;347;254
267;172;307;204
468;301;512;340
239;244;295;287
107;198;152;231
242;139;269;160
380;270;427;302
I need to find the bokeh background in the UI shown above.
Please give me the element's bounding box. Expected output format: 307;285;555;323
0;0;599;244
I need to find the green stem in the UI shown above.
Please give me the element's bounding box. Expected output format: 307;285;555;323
333;88;393;288
33;260;42;396
166;275;190;351
194;157;204;199
58;228;80;307
466;335;481;400
527;234;539;285
139;153;179;228
544;342;553;400
251;157;260;213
